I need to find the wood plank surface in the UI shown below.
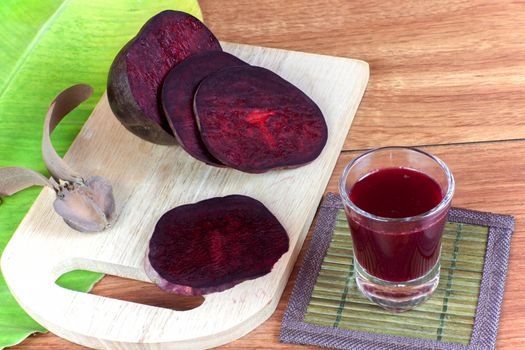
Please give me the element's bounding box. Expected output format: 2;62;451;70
10;0;525;349
200;0;525;150
13;141;525;349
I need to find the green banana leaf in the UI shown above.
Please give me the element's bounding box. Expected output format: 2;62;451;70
0;1;202;348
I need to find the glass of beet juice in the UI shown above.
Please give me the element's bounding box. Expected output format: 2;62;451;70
339;147;454;312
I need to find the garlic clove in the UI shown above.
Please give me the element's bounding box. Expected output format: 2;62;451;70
85;176;115;223
53;184;109;233
1;85;117;234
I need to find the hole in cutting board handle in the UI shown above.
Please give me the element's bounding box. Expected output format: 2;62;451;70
56;270;205;311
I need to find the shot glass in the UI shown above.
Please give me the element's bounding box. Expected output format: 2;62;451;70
339;147;454;312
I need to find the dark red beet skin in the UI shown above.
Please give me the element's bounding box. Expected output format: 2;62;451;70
194;66;328;173
161;51;247;165
145;195;289;295
107;10;222;145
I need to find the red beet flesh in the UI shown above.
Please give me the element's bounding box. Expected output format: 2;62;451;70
107;10;221;144
161;51;247;165
194;66;328;173
145;195;289;295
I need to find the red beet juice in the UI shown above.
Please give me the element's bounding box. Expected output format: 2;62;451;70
346;167;447;282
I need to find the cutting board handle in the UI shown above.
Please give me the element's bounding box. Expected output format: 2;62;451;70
4;252;279;349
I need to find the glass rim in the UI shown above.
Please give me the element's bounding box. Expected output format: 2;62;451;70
338;146;455;223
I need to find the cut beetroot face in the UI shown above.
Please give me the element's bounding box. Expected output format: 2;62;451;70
161;51;247;165
107;10;222;145
194;66;328;173
145;195;289;296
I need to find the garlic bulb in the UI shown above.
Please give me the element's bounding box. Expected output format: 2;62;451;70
0;85;115;233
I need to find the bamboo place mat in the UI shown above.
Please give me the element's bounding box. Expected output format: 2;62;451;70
281;193;515;350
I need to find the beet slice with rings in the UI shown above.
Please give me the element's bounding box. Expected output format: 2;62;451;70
107;10;222;145
194;66;328;173
161;51;248;165
145;195;289;296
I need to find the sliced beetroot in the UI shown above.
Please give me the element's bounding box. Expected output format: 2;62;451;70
145;195;289;296
107;10;222;145
161;51;247;165
194;66;328;173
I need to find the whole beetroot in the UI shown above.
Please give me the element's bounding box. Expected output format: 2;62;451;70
107;10;222;145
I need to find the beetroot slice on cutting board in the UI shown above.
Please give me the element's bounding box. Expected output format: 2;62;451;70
145;195;289;296
194;66;328;173
107;10;222;145
161;51;248;165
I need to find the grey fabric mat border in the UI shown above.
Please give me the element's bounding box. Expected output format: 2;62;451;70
280;193;515;350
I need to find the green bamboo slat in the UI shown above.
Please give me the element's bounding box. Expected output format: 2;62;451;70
330;237;352;244
334;219;488;236
320;260;483;279
306;306;475;329
308;301;475;326
318;265;482;286
317;263;481;287
323;253;351;261
317;275;351;284
323;250;353;260
336;320;470;343
302;316;469;342
443;233;487;242
312;286;479;304
307;309;473;336
439;255;485;269
306;313;473;342
326;245;486;262
309;295;477;318
322;256;483;274
442;236;487;245
350;306;475;326
441;242;486;257
323;252;485;272
304;210;488;345
333;226;487;239
330;235;488;246
331;230;487;243
341;314;470;337
312;282;479;299
319;286;480;311
312;280;481;302
305;313;472;343
309;295;478;318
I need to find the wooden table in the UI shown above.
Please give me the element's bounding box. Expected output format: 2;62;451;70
13;0;525;348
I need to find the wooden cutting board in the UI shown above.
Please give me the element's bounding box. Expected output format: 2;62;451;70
1;42;368;350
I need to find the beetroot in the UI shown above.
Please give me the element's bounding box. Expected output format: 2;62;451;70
107;10;221;145
194;66;328;173
161;52;247;165
145;195;289;296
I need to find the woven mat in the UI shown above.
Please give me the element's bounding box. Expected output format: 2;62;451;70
281;193;515;350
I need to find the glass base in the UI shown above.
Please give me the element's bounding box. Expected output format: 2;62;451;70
354;259;440;312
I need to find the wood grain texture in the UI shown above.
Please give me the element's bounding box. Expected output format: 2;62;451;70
200;0;525;150
1;43;368;349
11;141;525;349
9;0;525;348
